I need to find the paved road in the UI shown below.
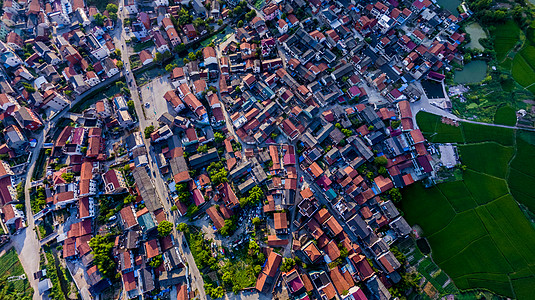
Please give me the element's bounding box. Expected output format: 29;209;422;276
177;232;207;300
16;126;47;300
410;82;535;132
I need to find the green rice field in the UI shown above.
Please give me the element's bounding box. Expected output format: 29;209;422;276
494;105;517;126
492;20;520;61
401;112;535;298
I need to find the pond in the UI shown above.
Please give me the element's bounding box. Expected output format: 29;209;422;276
465;23;487;51
454;60;488;84
436;0;461;17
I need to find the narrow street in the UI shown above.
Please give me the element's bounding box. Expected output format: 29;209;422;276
116;4;207;298
19;128;46;300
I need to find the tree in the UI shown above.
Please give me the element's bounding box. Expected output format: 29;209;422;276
174;43;186;53
219;218;235;236
378;166;388;176
222;271;233;284
374;156;388;166
94;13;106;26
154;52;163;62
144;125;155;139
165;63;176;72
197;144;208;153
106;3;118;13
252;217;261;227
214;132;225;143
340;246;349;259
116;61;123;68
245;10;256;22
127;100;135;113
109;11;117;21
237;20;244;27
178;8;193;26
193;18;206;29
389;188;402;202
341;128;352;137
249;186;264;204
188;52;197;61
158;220;174;236
248;239;260;256
280;258;296;272
89;235;116;277
391;120;401;129
124;194;136;204
254;264;262;275
61;172;74;183
177;223;188;232
210;286;225;299
217;19;223;26
149;255;163;268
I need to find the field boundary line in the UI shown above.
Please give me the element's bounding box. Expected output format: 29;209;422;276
434;185;462;214
436;234;491;265
505;130;518;183
475;205;524;273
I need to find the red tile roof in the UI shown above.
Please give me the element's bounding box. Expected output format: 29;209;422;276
145;239;160;259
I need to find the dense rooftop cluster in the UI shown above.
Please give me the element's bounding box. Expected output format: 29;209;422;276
0;0;481;298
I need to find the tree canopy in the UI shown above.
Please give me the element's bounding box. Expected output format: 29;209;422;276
158;220;174;236
89;234;116;277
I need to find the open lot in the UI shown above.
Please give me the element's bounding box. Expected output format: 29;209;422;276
140;76;175;121
400;113;535;298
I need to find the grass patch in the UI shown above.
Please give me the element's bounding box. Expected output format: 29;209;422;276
132;40;154;53
129;54;141;69
494;105;517;126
